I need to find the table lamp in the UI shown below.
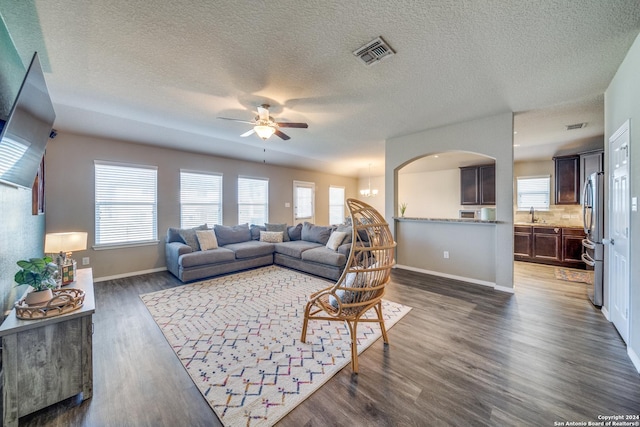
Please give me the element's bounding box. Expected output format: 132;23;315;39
44;232;88;285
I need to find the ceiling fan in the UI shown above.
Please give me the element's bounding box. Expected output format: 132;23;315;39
217;104;308;141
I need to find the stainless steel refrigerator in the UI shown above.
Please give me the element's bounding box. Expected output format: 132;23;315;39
581;171;604;307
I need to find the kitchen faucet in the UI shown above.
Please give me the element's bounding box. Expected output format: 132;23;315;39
529;206;535;223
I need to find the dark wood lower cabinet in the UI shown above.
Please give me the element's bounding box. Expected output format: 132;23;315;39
514;225;585;268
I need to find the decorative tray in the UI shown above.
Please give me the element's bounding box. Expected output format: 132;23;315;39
15;288;85;320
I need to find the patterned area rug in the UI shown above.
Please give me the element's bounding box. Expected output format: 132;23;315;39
554;267;594;284
141;266;411;426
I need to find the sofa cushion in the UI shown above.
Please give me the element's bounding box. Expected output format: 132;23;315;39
301;246;347;267
273;240;322;259
223;240;275;259
266;223;290;242
167;224;207;244
196;229;218;250
301;222;333;245
260;231;283;243
179;247;235;268
250;224;266;240
288;223;303;241
214;223;251;246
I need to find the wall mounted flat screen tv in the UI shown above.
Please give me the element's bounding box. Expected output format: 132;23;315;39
0;52;56;189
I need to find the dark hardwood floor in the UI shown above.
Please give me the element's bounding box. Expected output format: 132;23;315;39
17;262;640;426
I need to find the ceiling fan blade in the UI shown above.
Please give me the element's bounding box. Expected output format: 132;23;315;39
240;129;255;137
276;122;308;128
257;105;269;121
217;117;255;124
274;129;290;140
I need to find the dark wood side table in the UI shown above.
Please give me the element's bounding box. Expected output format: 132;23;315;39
0;268;95;427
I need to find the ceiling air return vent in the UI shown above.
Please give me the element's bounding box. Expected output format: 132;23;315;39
566;122;587;130
353;36;395;66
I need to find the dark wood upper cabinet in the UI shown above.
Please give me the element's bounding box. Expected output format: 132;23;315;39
554;155;580;205
460;166;479;205
460;164;495;205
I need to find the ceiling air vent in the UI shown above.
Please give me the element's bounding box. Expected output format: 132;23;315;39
353;36;395;66
566;122;587;130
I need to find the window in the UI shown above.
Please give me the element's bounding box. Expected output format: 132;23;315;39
180;171;222;228
95;161;157;247
517;175;550;210
238;176;268;224
294;181;315;224
329;186;345;224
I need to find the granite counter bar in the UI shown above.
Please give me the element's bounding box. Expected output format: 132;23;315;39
394;217;499;224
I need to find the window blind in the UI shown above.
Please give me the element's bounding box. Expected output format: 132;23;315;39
517;176;550;210
238;176;268;225
95;161;158;246
329;186;345;224
180;171;222;228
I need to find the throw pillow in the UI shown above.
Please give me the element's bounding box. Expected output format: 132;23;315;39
287;223;303;241
301;222;333;245
260;231;283;243
196;230;218;250
214;223;251;246
335;224;352;244
250;224;266;241
326;231;347;251
178;228;201;251
266;223;290;242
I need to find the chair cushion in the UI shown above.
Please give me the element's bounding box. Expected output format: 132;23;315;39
301;246;346;267
179;247;235;268
273;240;322;259
214;223;251;246
223;241;275;259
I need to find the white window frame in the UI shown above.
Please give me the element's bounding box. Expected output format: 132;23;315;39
238;176;269;225
180;170;223;228
94;160;158;249
329;185;345;224
516;175;551;211
293;181;315;224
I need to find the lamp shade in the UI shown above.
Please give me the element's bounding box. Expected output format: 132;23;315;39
44;232;88;253
254;125;275;140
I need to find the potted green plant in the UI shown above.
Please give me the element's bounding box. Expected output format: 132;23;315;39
15;257;59;305
399;202;407;217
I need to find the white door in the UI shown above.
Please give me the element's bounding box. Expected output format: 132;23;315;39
293;181;315;224
608;120;630;343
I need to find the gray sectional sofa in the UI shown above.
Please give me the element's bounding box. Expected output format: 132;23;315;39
165;222;353;282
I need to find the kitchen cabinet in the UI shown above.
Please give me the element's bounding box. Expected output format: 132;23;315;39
513;225;585;267
554;155;580;205
460;164;495;205
533;226;562;262
514;226;533;259
562;228;586;265
579;150;604;204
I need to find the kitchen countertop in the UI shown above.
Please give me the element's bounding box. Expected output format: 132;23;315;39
395;217;498;224
514;222;584;229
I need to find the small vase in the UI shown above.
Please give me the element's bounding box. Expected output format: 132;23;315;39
25;289;53;306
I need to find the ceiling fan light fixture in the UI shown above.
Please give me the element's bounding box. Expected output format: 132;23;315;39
255;125;275;140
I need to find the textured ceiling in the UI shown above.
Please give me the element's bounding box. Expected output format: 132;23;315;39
2;1;639;177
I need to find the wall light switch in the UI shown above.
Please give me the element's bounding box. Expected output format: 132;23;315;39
82;257;90;266
570;214;579;219
443;251;449;259
632;197;638;212
285;202;291;208
562;214;570;219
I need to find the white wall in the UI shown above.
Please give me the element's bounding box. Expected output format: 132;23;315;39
398;169;460;218
385;112;514;290
357;175;385;216
45;132;358;280
605;32;640;370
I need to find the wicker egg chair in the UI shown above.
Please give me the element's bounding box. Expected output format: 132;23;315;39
301;198;396;373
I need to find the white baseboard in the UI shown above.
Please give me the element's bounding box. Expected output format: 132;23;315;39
394;264;514;293
601;305;611;321
628;346;640;374
94;267;167;283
